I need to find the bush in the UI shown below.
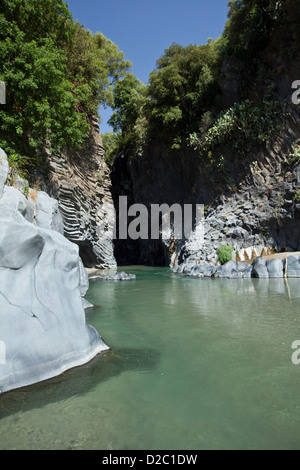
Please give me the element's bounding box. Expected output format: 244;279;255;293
0;0;131;178
188;99;284;159
218;245;233;265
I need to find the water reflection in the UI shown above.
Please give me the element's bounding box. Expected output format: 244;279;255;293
0;348;160;420
1;267;300;450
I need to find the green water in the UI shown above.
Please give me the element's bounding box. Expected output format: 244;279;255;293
1;266;300;450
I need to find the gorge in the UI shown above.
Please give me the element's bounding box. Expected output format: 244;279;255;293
1;0;300;396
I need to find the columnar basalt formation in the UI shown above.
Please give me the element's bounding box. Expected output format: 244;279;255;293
45;118;117;269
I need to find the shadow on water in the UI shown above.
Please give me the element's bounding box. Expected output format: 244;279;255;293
0;347;160;419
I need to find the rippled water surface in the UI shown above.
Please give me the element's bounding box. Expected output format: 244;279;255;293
1;267;300;450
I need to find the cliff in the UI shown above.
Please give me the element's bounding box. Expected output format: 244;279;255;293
44;118;117;269
110;49;300;269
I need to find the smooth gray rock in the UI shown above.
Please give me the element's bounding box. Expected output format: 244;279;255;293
241;265;253;279
0;148;8;198
35;191;64;235
215;260;238;278
101;272;136;281
227;269;243;279
82;298;95;310
190;264;217;278
236;262;251;272
252;258;269;278
0;208;45;269
286;255;300;278
266;259;284;278
90;271;136;281
0;186;35;222
252;257;266;267
79;258;89;297
214;260;254;279
0;205;108;394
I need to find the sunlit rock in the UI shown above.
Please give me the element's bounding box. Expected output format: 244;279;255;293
0;149;108;394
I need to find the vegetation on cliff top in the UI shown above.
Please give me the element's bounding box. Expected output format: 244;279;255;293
1;0;299;178
0;0;131;178
104;0;299;170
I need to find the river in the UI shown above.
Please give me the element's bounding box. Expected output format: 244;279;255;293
0;266;300;450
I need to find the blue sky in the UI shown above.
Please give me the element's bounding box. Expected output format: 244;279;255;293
66;0;230;133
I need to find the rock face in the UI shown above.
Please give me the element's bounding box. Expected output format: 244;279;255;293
110;53;300;270
45;118;116;269
0;149;108;394
175;255;300;279
171;179;300;273
112;144;300;270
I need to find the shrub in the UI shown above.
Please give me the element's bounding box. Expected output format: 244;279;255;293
218;245;233;265
189;99;284;159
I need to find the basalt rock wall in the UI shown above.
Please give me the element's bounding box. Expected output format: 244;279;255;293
44;118;116;269
111;51;300;268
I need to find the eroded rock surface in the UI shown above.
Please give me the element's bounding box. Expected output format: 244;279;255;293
0;149;108;394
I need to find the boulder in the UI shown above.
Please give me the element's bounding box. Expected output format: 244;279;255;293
94;272;136;281
266;259;284;278
286;255;300;278
252;257;269;278
0;148;109;393
0;209;45;269
190;264;217;278
0;206;109;394
0;186;35;222
236;262;253;279
215;260;239;278
35;191;64;235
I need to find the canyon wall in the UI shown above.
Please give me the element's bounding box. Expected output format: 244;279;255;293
45;118;116;269
110;52;300;268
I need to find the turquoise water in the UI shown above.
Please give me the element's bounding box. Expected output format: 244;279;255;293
1;266;300;450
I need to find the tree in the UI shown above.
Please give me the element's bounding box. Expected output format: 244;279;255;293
108;73;147;136
0;9;88;172
66;22;132;115
146;41;222;142
0;0;132;177
224;0;286;54
0;0;74;46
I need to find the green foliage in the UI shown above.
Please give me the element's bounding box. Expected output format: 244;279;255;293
224;0;300;57
1;0;74;46
105;73;149;157
293;190;300;203
108;73;147;136
102;132;122;164
188;99;284;158
0;12;87;173
287;144;300;165
0;0;131;178
224;0;284;54
218;245;233;265
66;22;131;115
6;152;29;185
146;40;223;141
